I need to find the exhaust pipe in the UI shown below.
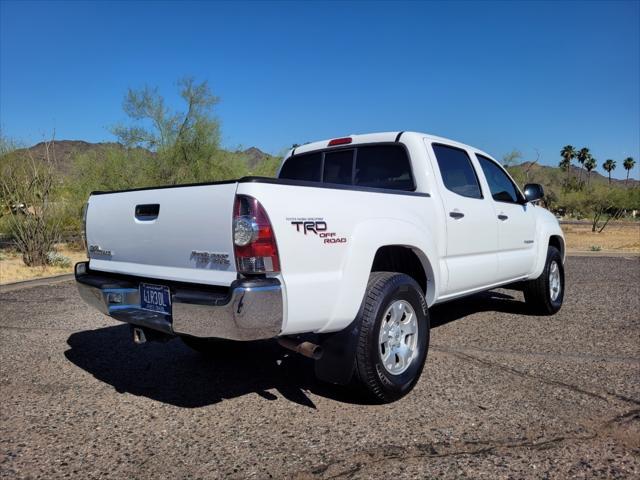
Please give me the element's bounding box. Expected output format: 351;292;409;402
277;337;323;360
132;327;147;344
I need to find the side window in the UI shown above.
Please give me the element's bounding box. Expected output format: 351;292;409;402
354;145;414;191
323;149;354;185
279;152;322;182
476;155;522;203
432;144;482;199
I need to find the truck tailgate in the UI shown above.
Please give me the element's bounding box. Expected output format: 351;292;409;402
86;182;238;286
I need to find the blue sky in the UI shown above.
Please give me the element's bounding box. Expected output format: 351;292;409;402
1;0;638;178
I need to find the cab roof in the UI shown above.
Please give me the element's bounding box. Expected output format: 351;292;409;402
290;131;496;160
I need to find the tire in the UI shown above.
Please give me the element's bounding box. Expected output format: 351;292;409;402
180;336;241;357
523;246;564;315
353;272;430;403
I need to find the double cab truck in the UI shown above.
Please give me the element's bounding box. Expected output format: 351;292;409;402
76;131;565;402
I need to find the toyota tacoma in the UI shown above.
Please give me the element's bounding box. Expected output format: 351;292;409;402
76;131;565;402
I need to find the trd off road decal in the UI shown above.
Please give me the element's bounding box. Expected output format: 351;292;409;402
287;217;347;244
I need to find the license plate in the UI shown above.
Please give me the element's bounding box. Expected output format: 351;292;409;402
139;283;172;315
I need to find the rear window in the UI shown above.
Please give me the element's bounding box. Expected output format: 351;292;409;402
278;152;322;182
324;150;354;185
278;144;414;191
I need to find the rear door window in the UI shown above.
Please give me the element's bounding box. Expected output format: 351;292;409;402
432;144;482;199
354;145;414;190
278;152;322;182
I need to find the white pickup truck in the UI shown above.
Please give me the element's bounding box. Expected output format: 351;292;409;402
76;131;565;402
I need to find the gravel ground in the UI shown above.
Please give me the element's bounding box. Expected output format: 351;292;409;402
1;256;638;479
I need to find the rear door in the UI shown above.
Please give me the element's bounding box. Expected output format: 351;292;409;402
427;142;499;295
475;154;537;280
86;182;238;286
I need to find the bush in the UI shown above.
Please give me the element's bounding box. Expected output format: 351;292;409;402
0;141;63;266
46;251;72;268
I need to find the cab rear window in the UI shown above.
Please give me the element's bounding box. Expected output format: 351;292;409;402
278;144;414;191
278;152;322;182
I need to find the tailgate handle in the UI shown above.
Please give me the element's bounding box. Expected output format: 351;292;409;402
135;204;160;221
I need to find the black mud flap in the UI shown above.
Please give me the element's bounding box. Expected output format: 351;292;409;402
314;318;361;385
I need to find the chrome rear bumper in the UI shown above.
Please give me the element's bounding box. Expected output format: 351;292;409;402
74;262;283;341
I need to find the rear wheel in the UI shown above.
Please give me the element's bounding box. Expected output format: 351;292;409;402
523;246;564;315
353;272;430;403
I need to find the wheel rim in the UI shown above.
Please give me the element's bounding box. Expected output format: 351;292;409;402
378;300;418;375
549;260;561;301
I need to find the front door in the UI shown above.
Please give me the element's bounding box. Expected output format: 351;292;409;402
475;154;537;281
427;142;499;295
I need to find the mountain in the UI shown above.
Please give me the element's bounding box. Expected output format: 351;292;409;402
11;140;638;187
513;161;639;188
16;140;275;176
18;140;146;175
240;146;271;170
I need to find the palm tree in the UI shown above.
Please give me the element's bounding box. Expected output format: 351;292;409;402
623;157;635;185
584;156;597;186
559;145;576;183
576;147;590;182
602;159;616;185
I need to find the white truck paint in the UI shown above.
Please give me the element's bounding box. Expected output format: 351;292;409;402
77;131;565;400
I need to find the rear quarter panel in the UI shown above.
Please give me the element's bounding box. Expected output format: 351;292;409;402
237;181;441;335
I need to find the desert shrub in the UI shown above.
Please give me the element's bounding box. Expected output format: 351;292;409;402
0;141;63;266
46;251;72;268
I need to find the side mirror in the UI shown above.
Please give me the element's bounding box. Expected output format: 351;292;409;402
523;183;544;203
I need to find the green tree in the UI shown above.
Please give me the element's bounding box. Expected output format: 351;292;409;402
108;77;246;186
585;184;639;232
576;147;590;183
0;130;21;156
584;155;597;186
623;157;635;185
502;149;522;168
602;159;616;185
559;145;576;184
112;77;220;150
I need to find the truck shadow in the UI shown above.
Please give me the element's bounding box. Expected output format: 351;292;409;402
429;289;534;328
64;324;354;409
64;289;531;409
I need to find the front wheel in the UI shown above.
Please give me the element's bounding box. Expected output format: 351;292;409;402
353;272;430;403
523;246;565;315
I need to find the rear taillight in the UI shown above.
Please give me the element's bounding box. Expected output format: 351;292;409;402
233;195;280;273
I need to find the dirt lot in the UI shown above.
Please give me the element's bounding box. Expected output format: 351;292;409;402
0;256;639;479
0;245;86;284
562;222;640;253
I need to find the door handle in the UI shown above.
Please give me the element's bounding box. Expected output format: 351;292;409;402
498;214;508;221
449;211;465;219
135;204;160;221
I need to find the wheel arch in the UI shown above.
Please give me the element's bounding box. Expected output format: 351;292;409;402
529;216;566;279
371;245;436;306
320;217;440;333
549;234;565;262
